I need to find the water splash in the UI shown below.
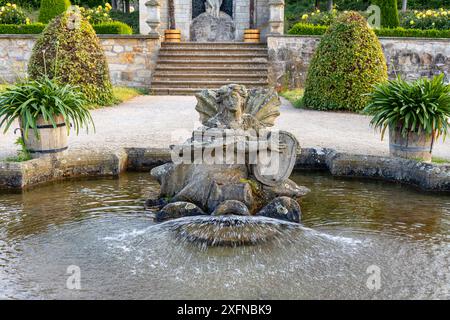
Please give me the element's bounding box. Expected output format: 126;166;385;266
163;215;300;247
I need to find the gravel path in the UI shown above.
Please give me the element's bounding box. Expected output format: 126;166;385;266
1;95;449;160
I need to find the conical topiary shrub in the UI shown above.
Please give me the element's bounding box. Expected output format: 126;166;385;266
28;10;115;106
38;0;71;24
302;11;388;112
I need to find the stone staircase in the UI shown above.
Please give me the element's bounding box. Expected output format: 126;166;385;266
150;42;269;95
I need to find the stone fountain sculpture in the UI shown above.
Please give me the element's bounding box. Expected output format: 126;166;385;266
148;84;309;224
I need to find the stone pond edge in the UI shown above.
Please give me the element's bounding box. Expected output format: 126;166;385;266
0;147;449;192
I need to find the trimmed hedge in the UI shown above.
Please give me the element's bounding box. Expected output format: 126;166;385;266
302;12;388;111
375;28;450;38
38;0;71;24
93;21;133;35
0;22;132;34
371;0;400;28
288;23;450;38
289;23;328;35
0;23;46;34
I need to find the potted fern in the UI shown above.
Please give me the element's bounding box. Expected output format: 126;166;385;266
0;76;94;159
364;75;450;162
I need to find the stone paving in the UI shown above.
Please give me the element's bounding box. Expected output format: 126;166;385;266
1;95;449;161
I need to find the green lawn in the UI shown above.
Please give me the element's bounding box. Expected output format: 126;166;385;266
113;86;147;104
432;157;450;164
280;89;304;108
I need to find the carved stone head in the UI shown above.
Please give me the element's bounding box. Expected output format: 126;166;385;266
195;84;281;130
216;84;248;124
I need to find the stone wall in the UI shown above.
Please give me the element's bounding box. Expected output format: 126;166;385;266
138;0;271;41
267;35;450;90
0;34;161;88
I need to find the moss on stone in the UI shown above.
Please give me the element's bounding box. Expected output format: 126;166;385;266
28;11;115;106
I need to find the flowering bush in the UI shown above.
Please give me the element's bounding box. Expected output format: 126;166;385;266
0;3;29;25
300;8;339;26
79;3;112;25
299;8;372;27
400;8;450;30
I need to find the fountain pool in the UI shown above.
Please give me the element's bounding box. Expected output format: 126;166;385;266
0;171;449;299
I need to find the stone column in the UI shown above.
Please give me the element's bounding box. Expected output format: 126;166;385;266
268;0;284;35
145;0;161;36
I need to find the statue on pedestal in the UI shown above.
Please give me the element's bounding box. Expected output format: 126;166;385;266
205;0;223;18
190;0;235;41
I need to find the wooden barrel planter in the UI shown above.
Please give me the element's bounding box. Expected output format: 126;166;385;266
21;115;68;158
244;29;260;43
164;29;181;42
389;125;433;162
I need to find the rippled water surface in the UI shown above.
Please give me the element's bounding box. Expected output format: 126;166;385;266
0;172;449;299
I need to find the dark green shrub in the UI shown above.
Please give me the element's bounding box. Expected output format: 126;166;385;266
302;12;388;111
38;0;71;23
0;23;46;33
334;0;370;11
109;9;138;34
371;0;400;27
93;21;132;34
403;0;450;9
71;0;106;7
29;11;115;106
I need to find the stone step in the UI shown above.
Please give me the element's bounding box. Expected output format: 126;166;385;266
161;42;267;49
153;77;267;83
159;47;268;55
152;73;267;81
151;80;268;89
150;86;267;96
152;42;269;95
157;60;268;68
157;53;268;61
155;66;268;72
150;88;209;95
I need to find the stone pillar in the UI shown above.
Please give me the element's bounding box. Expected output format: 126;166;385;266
268;0;284;35
145;0;161;36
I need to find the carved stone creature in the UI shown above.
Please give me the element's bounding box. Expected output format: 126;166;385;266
195;84;281;130
149;84;309;223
